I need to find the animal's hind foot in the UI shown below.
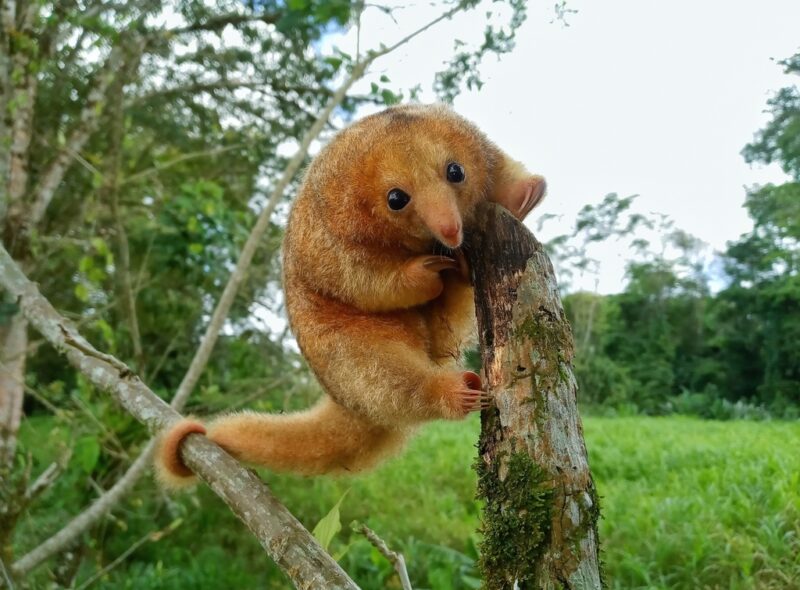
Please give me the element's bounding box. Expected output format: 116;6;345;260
429;370;492;419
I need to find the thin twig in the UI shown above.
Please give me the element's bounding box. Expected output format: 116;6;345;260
73;523;175;590
353;523;413;590
71;394;130;459
59;327;131;376
24;460;67;504
106;76;145;372
0;359;62;416
164;11;281;35
0;557;15;590
120;143;246;186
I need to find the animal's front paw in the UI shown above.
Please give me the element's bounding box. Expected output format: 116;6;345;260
402;255;459;302
494;175;547;221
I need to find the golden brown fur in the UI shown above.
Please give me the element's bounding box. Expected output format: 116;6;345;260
156;104;545;487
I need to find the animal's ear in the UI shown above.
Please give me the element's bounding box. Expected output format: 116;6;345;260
490;174;547;221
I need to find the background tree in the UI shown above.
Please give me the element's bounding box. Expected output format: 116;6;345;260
547;50;800;418
0;0;532;586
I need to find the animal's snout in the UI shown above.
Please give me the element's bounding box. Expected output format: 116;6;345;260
439;221;461;242
435;219;462;248
416;193;464;248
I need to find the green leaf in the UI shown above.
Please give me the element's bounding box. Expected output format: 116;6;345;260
74;436;101;473
87;267;105;284
90;237;109;256
324;56;343;71
188;243;204;255
312;490;349;552
74;283;90;302
381;89;400;106
78;256;94;274
379;74;390;83
93;318;116;350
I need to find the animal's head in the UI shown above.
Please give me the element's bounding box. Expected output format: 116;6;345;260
309;104;543;252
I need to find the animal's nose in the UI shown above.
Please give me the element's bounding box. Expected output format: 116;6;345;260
439;222;461;241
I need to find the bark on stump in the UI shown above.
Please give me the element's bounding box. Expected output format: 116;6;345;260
466;203;603;590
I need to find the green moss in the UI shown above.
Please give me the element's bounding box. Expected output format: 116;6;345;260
476;451;553;589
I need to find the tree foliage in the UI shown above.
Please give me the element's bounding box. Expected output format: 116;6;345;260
555;51;800;416
0;0;533;586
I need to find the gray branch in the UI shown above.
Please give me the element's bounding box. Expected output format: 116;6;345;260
0;244;359;590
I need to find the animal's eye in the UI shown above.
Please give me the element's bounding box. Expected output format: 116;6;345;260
387;188;411;211
446;162;465;183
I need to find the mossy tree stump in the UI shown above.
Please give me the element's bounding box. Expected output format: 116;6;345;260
466;203;603;590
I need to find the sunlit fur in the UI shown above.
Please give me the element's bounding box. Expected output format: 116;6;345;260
156;104;545;487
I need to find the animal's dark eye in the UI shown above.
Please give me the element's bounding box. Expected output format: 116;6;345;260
387;188;411;211
446;162;465;183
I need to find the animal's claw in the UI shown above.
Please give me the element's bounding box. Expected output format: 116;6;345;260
422;255;459;273
457;388;494;413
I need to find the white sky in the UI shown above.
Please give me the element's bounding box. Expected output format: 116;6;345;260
329;0;799;292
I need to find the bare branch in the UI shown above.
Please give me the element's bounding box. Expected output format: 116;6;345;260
12;442;155;576
354;523;413;590
3;2;40;227
105;76;144;369
74;522;179;590
163;11;281;35
24;457;69;505
28;36;146;227
366;2;461;62
0;244;359;589
120;144;246;186
127;80;268;105
9;40;366;577
0;315;27;468
0;555;15;590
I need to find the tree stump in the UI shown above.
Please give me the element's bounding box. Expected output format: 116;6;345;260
466;203;603;589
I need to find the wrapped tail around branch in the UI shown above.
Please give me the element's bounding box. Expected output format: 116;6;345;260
155;396;409;489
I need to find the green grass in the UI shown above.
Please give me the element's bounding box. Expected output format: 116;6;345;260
586;416;800;589
268;416;800;589
14;415;800;589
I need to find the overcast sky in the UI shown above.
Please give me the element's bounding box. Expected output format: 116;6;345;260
331;0;799;292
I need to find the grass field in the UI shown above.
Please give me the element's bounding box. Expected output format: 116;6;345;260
16;415;800;589
277;416;800;590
